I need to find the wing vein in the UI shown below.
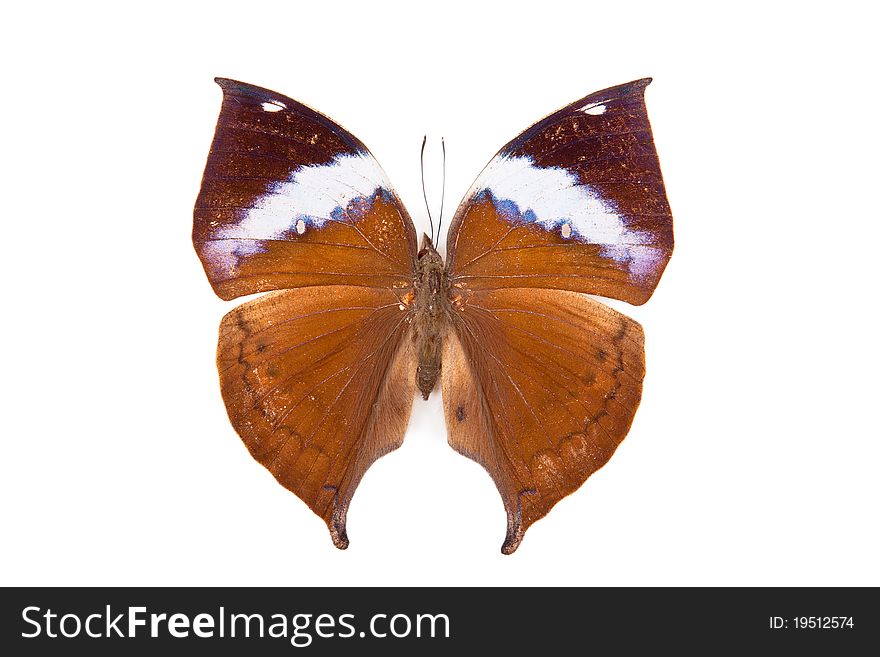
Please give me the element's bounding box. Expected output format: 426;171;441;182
223;303;399;372
277;314;408;481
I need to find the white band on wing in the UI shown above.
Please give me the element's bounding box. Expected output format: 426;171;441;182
477;155;663;282
204;153;391;273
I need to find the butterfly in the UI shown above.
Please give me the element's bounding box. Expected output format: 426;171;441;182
193;77;673;554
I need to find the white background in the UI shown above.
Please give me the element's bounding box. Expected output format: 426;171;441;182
2;1;877;586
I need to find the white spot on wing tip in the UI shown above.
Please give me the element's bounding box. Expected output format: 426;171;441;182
583;103;606;115
561;222;572;238
295;219;306;234
261;101;285;112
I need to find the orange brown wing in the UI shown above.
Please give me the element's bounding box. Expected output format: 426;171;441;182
218;285;415;548
193;78;417;300
442;80;672;552
193;79;420;548
446;79;672;306
442;288;645;553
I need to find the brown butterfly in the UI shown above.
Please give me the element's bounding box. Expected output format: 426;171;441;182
193;77;673;554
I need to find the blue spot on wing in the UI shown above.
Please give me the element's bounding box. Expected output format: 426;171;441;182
484;189;549;228
289;188;391;233
482;188;640;267
495;198;522;222
329;206;346;222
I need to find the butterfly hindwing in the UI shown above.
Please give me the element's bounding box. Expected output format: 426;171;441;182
193;78;417;301
442;288;645;553
446;78;673;306
218;285;416;548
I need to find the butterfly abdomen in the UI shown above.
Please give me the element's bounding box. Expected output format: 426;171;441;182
412;238;450;400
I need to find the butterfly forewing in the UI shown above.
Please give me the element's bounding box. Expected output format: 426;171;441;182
446;79;672;306
193;78;417;300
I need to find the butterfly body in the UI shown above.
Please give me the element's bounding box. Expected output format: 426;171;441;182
410;235;450;400
194;77;673;553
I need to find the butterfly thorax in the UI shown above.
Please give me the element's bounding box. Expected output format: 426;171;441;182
412;235;450;400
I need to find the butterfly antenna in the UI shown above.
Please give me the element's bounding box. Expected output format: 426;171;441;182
436;137;446;245
420;135;435;242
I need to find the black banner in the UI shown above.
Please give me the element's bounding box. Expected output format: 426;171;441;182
1;587;875;654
